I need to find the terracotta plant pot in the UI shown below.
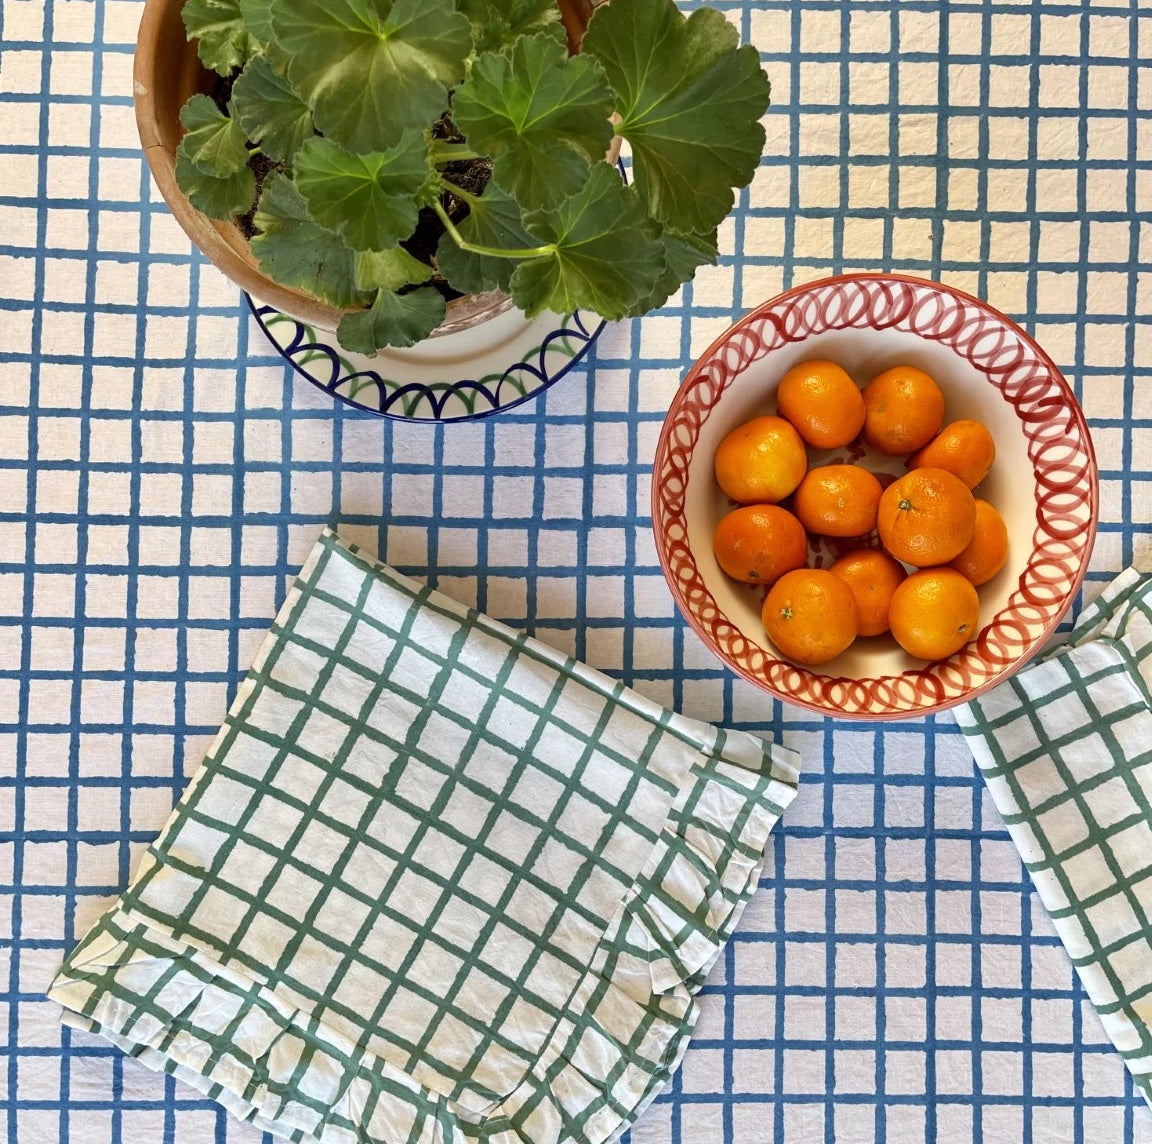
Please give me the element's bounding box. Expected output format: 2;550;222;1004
133;0;601;338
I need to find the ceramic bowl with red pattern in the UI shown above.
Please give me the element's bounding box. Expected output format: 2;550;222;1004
651;274;1099;720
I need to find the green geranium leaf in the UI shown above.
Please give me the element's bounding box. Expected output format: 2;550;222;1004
231;57;315;164
175;152;256;220
182;0;250;76
435;181;536;295
250;173;371;309
453;34;612;210
354;247;433;292
337;286;446;353
456;0;565;56
178;95;249;177
238;0;274;47
293;134;430;253
268;0;471;152
510;163;664;319
624;227;718;317
583;0;769;234
492;142;592;217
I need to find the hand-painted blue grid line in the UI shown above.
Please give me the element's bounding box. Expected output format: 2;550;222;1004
1;0;1151;1141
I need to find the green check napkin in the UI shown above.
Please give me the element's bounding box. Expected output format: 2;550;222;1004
49;529;799;1144
955;569;1152;1106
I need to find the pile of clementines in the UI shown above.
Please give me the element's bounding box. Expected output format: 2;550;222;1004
712;360;1008;666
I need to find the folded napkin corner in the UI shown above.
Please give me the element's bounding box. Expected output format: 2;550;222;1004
49;529;799;1144
955;568;1152;1109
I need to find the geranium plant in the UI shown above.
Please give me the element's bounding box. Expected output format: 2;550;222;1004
176;0;770;354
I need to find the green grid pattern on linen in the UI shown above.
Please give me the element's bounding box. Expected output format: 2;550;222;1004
955;570;1152;1109
46;530;799;1144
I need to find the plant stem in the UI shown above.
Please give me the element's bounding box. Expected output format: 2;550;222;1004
433;201;554;261
441;179;479;205
430;142;483;164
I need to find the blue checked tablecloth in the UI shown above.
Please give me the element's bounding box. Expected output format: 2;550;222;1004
1;1;1150;1143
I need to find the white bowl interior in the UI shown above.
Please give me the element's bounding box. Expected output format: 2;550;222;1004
686;326;1037;680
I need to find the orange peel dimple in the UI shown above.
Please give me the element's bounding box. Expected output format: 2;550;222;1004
877;467;976;567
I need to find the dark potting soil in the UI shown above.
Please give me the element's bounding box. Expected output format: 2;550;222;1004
237;151;284;240
441;156;492;201
417;115;494;300
211;72;234;113
404;157;494;302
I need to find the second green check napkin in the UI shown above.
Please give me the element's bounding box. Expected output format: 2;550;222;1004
48;529;799;1144
955;568;1152;1106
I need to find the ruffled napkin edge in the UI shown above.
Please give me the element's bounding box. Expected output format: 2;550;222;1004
48;530;801;1144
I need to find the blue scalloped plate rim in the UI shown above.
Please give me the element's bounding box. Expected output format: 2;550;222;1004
246;294;606;424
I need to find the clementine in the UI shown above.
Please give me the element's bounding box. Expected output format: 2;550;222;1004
949;498;1009;586
714;415;808;504
793;464;883;537
713;505;809;585
762;568;858;666
889;568;980;661
776;359;866;449
910;419;996;489
876;467;976;567
829;548;908;637
862;365;945;454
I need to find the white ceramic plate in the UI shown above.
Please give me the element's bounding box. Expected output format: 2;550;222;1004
248;295;605;422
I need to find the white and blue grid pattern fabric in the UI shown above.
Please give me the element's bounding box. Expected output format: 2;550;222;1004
1;1;1151;1143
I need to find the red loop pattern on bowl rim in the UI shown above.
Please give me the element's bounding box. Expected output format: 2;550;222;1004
651;273;1099;719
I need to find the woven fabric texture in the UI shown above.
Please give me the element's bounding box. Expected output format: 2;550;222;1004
2;0;1151;1142
48;530;799;1144
956;571;1152;1109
